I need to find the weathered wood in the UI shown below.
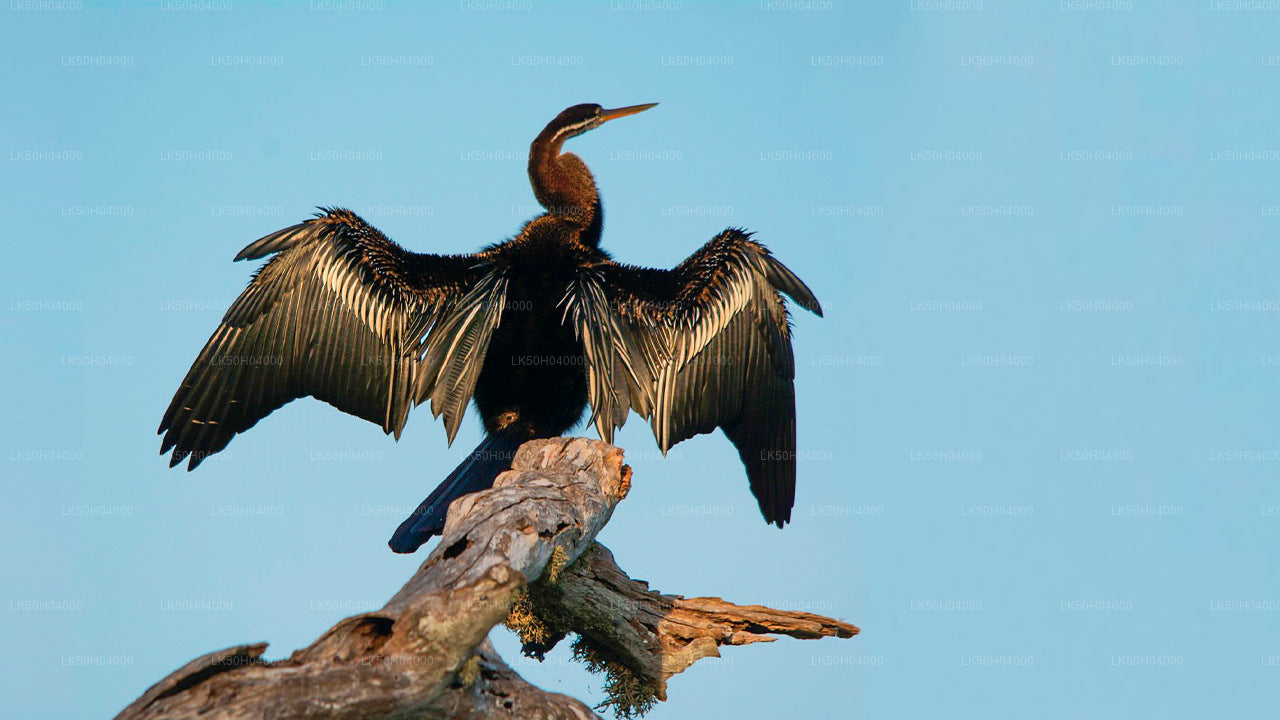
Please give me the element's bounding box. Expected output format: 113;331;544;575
508;542;858;710
116;438;857;719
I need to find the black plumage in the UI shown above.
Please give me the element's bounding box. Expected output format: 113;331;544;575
157;103;823;552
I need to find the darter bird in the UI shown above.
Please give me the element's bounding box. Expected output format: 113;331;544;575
157;102;823;553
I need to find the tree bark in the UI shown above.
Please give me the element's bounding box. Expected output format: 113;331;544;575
116;438;858;720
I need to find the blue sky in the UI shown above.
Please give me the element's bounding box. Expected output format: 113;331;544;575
3;1;1279;718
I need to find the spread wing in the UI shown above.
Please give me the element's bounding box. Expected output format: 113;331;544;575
560;268;655;443
158;208;507;470
567;228;823;526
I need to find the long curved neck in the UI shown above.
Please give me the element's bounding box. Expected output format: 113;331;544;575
529;128;602;246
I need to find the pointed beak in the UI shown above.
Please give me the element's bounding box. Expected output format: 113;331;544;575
599;103;659;122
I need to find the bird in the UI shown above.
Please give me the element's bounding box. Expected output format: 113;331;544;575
157;102;823;554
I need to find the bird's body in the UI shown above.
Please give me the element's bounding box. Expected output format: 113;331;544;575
472;217;595;440
159;103;823;553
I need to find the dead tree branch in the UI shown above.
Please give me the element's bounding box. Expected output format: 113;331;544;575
116;438;857;720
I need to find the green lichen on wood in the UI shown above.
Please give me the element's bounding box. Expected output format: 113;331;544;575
571;636;659;719
503;587;555;648
502;545;578;655
545;545;570;584
456;653;481;686
504;543;660;717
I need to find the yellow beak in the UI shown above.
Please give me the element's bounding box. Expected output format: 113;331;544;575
599;103;659;122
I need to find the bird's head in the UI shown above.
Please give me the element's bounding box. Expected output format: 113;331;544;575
540;102;658;147
528;102;657;238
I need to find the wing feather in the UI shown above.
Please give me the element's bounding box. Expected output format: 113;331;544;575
568;228;822;525
158;208;499;469
561;269;654;443
420;271;509;444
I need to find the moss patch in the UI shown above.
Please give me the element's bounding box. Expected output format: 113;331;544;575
456;653;481;686
504;588;555;650
545;545;570;584
572;636;660;719
503;543;660;717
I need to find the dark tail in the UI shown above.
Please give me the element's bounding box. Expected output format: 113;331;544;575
388;426;526;554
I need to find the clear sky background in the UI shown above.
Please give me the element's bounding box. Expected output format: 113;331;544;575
3;1;1279;718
